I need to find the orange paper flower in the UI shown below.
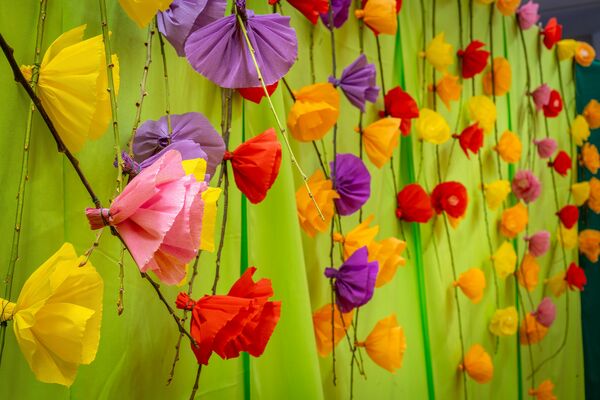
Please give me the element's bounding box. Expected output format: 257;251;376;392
575;42;596;67
312;304;353;357
496;0;520;16
581;143;600;174
435;74;462;110
288;83;340;142
494;130;522;163
500;202;528;238
589;177;600;213
356;315;406;373
529;380;557;400
517;253;540;292
483;57;512;97
360;117;401;168
370;238;407;287
460;344;493;384
520;314;548;345
355;0;398;35
579;229;600;263
583;99;600;129
335;215;379;259
454;268;486;303
296;170;339;237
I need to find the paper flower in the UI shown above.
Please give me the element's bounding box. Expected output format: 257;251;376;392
460;344;493;384
288;83;340;142
492;241;517;279
224;129;282;204
454;268;486;303
483;57;512;97
546;270;567;298
517;1;540;30
520;314;548;345
185;3;298;88
584;99;600;129
198;187;221;252
134;112;225;179
157;0;226;56
531;84;551;111
557;223;578;249
496;0;520;16
360;117;401;168
532;297;556;328
489;307;518;337
590;177;600;213
330;154;371;215
431;181;468;219
572;181;591;206
333;216;377;259
320;0;352;28
382;86;419;135
511;170;541;204
238;81;279;104
415;108;451;144
529;380;557;400
571;115;591;147
176;267;281;365
557;39;578;61
549;151;572;176
467;96;497;133
457;40;490;79
533;138;557;159
495;130;522;163
541;18;562;50
86;151;205;284
575;42;596;67
331;54;379;112
396;184;434;223
277;0;329;24
543;90;563;118
524;230;551;258
354;0;398;35
581;143;600;175
325;247;379;313
453;123;484;159
484;180;511;210
434;74;462;110
312;304;353;356
422;32;454;72
517;253;540;292
500;202;528;238
557;205;579;229
371;238;407;287
579;229;600;263
119;0;173;27
296;170;339;237
565;263;587;291
0;243;103;386
356;315;406;373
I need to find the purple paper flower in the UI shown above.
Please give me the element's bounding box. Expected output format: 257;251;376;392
512;170;541;204
531;84;551;111
185;8;298;88
329;54;380;112
524;230;550;257
533;138;558;159
330;154;371;216
319;0;352;29
324;246;378;313
133;112;225;178
517;1;540;30
532;297;556;327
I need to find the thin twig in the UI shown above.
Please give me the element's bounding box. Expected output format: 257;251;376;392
78;229;105;267
189;365;202;400
156;18;172;135
116;246;125;315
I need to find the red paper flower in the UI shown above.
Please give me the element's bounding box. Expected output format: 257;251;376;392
270;0;329;24
556;205;579;229
431;181;469;219
396;183;434;223
381;86;419;136
453;123;484;159
396;0;403;13
565;263;587;291
549;151;572;176
541;18;563;50
238;82;279;104
457;40;490;79
224;128;282;204
542;90;563;118
176;267;281;365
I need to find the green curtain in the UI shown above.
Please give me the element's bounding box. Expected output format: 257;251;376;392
0;1;584;399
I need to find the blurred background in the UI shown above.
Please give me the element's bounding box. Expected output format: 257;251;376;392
539;0;600;54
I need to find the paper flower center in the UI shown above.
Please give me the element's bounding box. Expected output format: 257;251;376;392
448;195;459;207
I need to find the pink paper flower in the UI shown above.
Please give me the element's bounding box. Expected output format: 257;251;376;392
517;1;540;30
86;150;206;285
532;297;556;328
531;84;551;111
512;170;541;204
524;230;550;257
533;138;558;159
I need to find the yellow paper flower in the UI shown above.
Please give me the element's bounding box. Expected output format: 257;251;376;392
119;0;173;27
370;238;407;287
496;0;520;16
590;177;600;213
435;74;462;110
468;96;497;133
576;42;596;67
361;117;401;168
454;268;486;304
489;307;518;337
529;380;557;400
584;99;600;129
494;130;522;163
557;223;578;249
354;0;397;35
415;108;451;144
517;253;540;292
312;304;353;357
484;180;511;210
199;187;222;252
500;202;528;238
357;315;406;373
546;270;567;298
422;33;454;72
461;344;494;384
557;39;578;61
492;241;517;279
572;181;591;206
483;57;512;97
288;83;340;142
571;115;591;146
296;170;339;237
0;243;103;386
581;143;600;175
520;314;548;345
579;229;600;263
335;215;379;259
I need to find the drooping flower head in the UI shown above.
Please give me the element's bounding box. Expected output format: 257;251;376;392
556;205;579;229
581;143;600;175
453;123;484;159
518;253;540;292
489;307;518;337
415;108;451;144
524;230;551;258
531;84;551;111
422;32;454;72
511;170;541;204
492;241;517;279
360;117;401;168
520;314;548;345
483;57;512;97
584;99;600;129
529;380;557;400
517;1;540;30
460;344;493;384
320;0;352;28
541;17;563;50
467;95;497;133
549;150;572;176
495;130;522;163
354;0;398;35
454;268;486;303
579;229;600;263
533;138;557;159
356;315;406;373
496;0;520;16
288;83;340;142
572;115;591;146
431;181;468;219
312;304;353;356
500;202;528;238
484;180;511;210
396;183;434;223
543;89;563;118
565;263;587;291
532;297;556;328
330;154;371;216
296;170;339;237
382;86;419;135
435;74;462;110
457;40;490;79
330;54;380;112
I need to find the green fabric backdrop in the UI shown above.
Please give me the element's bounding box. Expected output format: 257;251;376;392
0;1;584;399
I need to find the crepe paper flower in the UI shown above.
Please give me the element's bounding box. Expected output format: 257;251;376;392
319;0;352;28
541;18;562;50
356;315;406;373
532;297;556;328
330;54;380;112
584;99;600;129
382;86;420;135
483;57;512;97
421;33;454;72
511;170;541;204
199;187;221;252
572;181;591;206
454;268;486;304
330;154;371;215
492;241;517;279
334;215;379;260
572;115;591;147
484;180;511;210
415;108;451;144
529;380;557;400
533;138;557;159
185;3;298;89
489;307;518;337
324;247;379;313
496;0;520;16
557;223;578;249
238;81;279;104
434;74;462;110
288;83;340;142
531;84;551;111
544;89;563;118
575;41;596;67
580;229;600;263
524;230;551;258
520;314;548;345
500;202;528;238
565;263;587;291
157;0;226;56
431;182;468;219
549;151;572;176
556;39;578;61
494;130;522;163
274;0;329;24
354;0;398;36
133;112;225;179
312;304;353;357
0;243;103;386
360;117;401;168
370;238;407;287
517;253;540;292
517;1;540;30
453;123;484;159
467;96;497;133
119;0;173;27
296;170;339;237
459;344;493;384
396;184;434;223
86;151;205;284
457;40;490;79
590;177;600;213
556;205;579;229
176;267;281;365
546;270;568;298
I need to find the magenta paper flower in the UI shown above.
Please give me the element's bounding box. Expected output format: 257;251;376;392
517;1;540;30
533;138;558;159
512;170;541;204
524;230;550;257
532;297;556;327
532;84;551;111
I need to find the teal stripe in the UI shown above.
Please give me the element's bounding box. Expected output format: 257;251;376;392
240;100;251;400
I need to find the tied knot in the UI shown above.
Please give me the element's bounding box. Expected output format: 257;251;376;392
324;267;338;279
328;75;341;88
452;133;460;139
223;151;234;161
115;151;141;178
175;293;196;311
86;208;112;230
20;65;33;82
395;208;403;219
355;341;366;348
452;280;460;288
354;9;365;19
458;363;465;372
1;298;16;323
457;49;465;58
332;232;345;243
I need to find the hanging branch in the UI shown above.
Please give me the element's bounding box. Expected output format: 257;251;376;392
310;24;317;84
419;0;427;106
488;5;504;180
156;18;173;135
517;20;538;170
554;51;575;205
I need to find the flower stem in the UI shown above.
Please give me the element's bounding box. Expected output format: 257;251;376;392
488;5;504;181
156;19;173;135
